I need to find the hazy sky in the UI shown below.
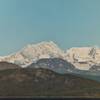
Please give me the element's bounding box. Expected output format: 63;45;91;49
0;0;100;55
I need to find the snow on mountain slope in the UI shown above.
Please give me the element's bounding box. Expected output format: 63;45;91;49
0;41;100;71
65;47;100;70
0;41;65;67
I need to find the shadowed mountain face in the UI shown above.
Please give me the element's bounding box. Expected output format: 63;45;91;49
28;58;76;74
0;68;99;97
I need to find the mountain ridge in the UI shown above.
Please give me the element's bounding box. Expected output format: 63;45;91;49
0;68;99;97
0;41;100;71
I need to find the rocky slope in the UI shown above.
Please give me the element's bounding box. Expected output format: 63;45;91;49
0;68;100;97
28;58;75;74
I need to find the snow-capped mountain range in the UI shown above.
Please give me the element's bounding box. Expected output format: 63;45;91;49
0;41;65;68
0;41;100;71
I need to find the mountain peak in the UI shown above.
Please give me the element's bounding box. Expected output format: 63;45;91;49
0;41;65;67
24;41;58;48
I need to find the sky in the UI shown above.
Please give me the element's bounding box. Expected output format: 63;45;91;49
0;0;100;55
